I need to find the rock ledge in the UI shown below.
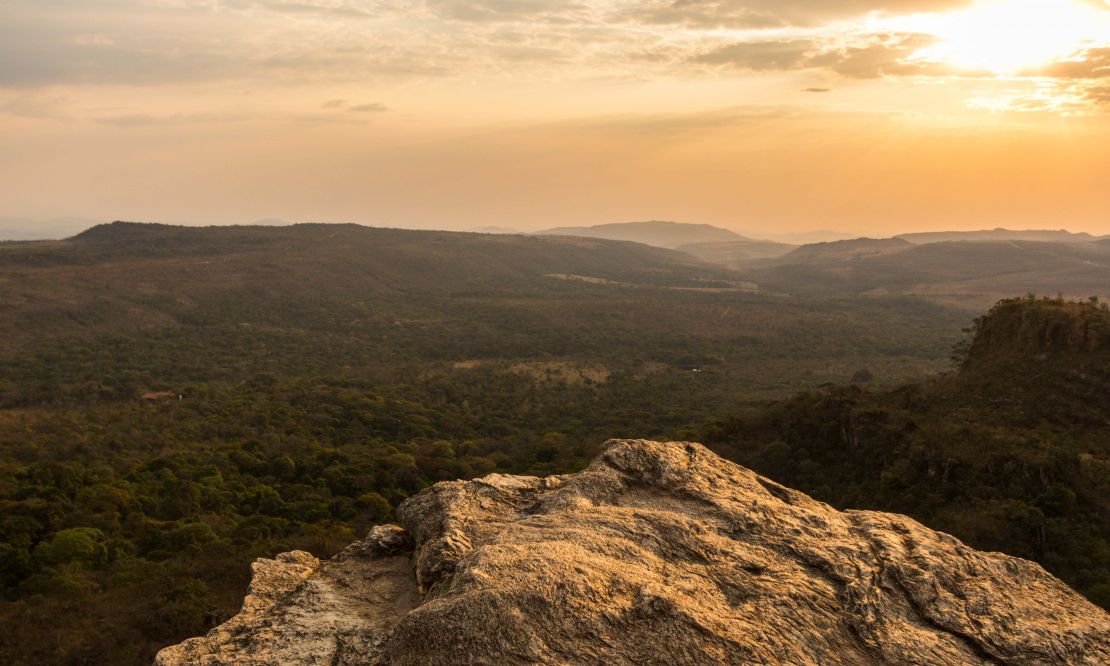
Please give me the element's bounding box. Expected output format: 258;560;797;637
156;439;1110;665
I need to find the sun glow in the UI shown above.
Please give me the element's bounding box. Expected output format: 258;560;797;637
909;0;1110;74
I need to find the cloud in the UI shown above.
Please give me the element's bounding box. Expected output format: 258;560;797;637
0;0;1103;108
1036;48;1110;79
350;102;390;112
95;113;246;127
425;0;584;22
691;33;948;79
810;33;945;79
247;1;379;19
692;40;815;70
1085;84;1110;105
557;106;812;136
0;2;245;86
0;93;71;119
628;0;971;28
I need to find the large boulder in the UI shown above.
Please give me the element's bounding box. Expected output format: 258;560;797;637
157;440;1110;665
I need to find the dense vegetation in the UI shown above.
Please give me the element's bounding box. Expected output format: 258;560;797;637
710;296;1110;611
728;236;1110;309
7;223;1105;664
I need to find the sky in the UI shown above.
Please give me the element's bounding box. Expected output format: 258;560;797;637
2;0;1110;237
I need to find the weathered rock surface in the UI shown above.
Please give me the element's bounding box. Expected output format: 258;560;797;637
156;440;1110;665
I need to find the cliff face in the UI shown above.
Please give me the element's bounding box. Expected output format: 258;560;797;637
156;440;1110;665
962;298;1110;367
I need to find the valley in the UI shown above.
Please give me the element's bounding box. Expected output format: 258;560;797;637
1;222;1108;663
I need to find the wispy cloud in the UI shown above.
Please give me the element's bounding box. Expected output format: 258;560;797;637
2;0;1110;117
95;112;248;127
350;102;389;112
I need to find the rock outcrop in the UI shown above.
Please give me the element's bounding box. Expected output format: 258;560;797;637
156;440;1110;665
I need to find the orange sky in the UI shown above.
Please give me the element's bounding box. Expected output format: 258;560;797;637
2;0;1110;236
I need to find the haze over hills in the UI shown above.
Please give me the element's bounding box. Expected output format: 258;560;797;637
535;220;750;249
752;230;858;245
673;238;797;265
468;226;524;235
719;238;1110;309
0;217;104;241
896;228;1108;244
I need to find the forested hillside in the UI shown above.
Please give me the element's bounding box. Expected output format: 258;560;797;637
733;238;1110;308
0;223;967;664
710;297;1110;611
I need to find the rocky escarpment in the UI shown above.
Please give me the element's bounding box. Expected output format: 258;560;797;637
157;440;1110;665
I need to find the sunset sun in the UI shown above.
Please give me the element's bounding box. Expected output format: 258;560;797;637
911;0;1110;73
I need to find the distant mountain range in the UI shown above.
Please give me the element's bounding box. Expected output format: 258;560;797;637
529;222;1110;308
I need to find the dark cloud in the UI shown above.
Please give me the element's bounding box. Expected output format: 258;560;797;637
804;87;832;93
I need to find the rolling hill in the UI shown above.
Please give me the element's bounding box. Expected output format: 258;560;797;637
0;222;966;402
896;228;1106;244
673;238;796;266
0;222;749;352
737;238;1110;308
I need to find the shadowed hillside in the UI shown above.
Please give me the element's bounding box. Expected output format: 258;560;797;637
0;222;963;391
710;296;1110;610
673;238;796;265
735;238;1110;308
0;222;972;664
0;222;749;353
